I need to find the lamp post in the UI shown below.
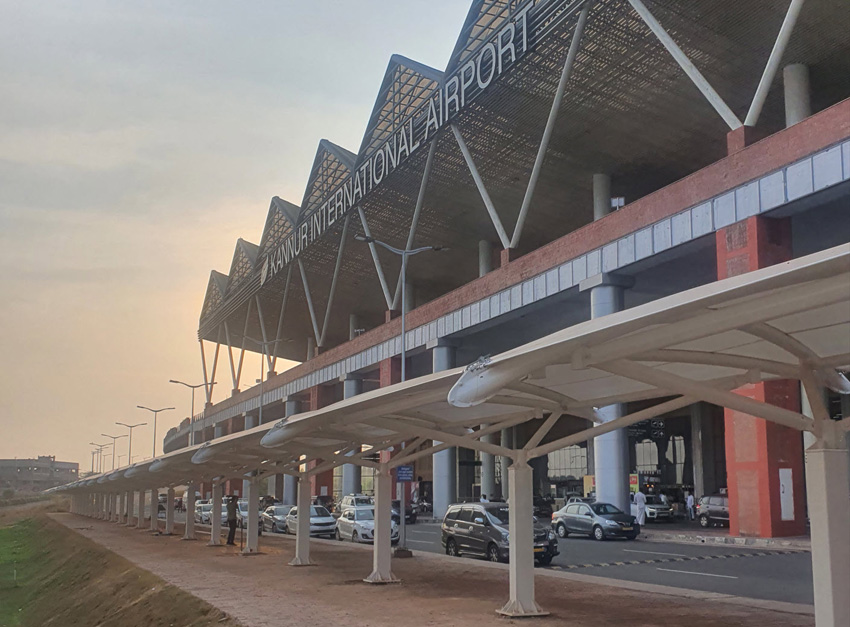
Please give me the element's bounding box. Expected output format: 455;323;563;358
89;443;108;473
169;380;214;445
354;235;442;382
116;421;146;465
100;434;127;471
136;406;175;459
243;337;284;426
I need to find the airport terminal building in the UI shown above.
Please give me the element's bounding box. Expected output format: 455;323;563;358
163;0;850;538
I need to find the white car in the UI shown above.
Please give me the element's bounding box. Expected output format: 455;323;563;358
284;505;337;538
335;506;399;544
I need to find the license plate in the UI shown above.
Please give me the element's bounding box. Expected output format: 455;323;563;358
533;547;544;553
621;527;633;531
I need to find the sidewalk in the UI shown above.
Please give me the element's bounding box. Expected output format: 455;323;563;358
637;521;811;551
53;513;813;627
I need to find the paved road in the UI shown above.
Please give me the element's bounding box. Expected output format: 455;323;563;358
401;523;814;605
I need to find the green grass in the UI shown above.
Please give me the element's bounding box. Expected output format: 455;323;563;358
0;519;40;627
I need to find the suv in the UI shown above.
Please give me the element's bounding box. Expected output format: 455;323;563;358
630;493;673;522
338;494;373;512
697;494;729;528
441;502;559;566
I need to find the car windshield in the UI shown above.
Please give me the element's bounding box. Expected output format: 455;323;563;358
199;504;212;512
645;496;663;505
486;506;510;525
311;506;330;517
353;497;372;506
237;501;248;512
273;506;290;516
355;509;374;521
591;503;623;515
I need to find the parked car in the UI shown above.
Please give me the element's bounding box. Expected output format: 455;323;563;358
441;502;559;566
553;501;639;541
284;505;337;538
532;495;555;518
194;503;212;524
566;496;594;505
335;506;399;544
391;499;417;524
261;505;294;533
338;494;373;512
236;499;263;531
630;494;674;522
697;494;730;528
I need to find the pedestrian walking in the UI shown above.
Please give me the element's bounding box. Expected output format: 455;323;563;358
634;489;647;526
480;494;489;503
686;491;695;521
226;495;238;545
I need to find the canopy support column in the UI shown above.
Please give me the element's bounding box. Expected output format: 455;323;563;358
499;455;546;617
183;484;196;540
136;490;145;529
165;487;175;535
364;463;399;584
806;420;850;627
208;482;223;545
290;475;312;566
243;475;260;554
125;490;135;526
149;489;158;531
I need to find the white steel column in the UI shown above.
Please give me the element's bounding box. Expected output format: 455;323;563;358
149;489;158;531
136;490;145;529
115;492;123;523
183;484;196;540
243;475;260;554
784;63;811;127
283;400;300;505
432;342;457;518
365;464;399;584
498;457;546;617
806;422;850;627
243;414;258;496
290;475;312;566
165;487;175;535
125;490;135;526
112;493;119;522
499;427;513;499
342;377;363;496
209;482;223;545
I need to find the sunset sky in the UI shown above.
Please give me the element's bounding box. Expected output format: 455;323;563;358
0;1;469;470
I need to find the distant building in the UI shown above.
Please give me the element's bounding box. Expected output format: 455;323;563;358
0;456;79;495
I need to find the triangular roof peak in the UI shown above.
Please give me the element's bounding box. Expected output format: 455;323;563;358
259;196;301;259
226;239;259;294
200;270;229;322
446;0;516;75
357;55;444;161
300;140;356;219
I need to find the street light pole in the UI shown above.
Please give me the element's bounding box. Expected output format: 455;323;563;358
116;422;146;465
100;434;127;471
89;443;108;473
169;380;214;445
136;406;175;459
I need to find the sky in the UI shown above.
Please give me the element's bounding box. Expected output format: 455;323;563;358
0;0;471;471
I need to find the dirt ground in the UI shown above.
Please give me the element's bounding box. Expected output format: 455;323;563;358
53;512;813;627
0;502;240;627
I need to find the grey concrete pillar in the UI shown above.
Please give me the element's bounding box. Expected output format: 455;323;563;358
183;483;196;540
125;490;134;526
481;431;497;501
209;482;223;545
342;377;363;496
267;474;284;502
243;476;259;554
149;488;158;531
431;340;457;518
478;240;493;277
165;487;175;535
136;490;145;529
282;399;300;505
306;336;315;361
349;314;360;341
243;413;259;496
214;422;225;439
783;64;811;128
592;173;612;221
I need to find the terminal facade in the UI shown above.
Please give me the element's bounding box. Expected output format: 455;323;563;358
0;456;79;496
163;0;850;538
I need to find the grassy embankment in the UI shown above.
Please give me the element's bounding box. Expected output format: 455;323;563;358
0;502;240;627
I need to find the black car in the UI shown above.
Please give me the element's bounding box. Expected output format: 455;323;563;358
552;501;639;541
391;499;417;524
441;502;559;566
697;494;730;528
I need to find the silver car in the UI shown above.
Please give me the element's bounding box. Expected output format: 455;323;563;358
284;505;337;538
335;506;399;544
261;505;293;533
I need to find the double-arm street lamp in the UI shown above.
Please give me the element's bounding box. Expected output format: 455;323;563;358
116;421;146;465
136;406;174;459
169;379;215;446
89;442;108;474
354;235;442;382
100;433;127;471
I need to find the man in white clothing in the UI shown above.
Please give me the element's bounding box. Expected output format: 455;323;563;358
634;490;647;526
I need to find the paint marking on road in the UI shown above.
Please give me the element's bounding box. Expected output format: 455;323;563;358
623;549;687;557
657;568;738;579
405;539;435;546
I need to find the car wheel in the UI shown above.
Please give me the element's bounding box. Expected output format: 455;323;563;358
593;525;606;541
445;538;459;557
537;555;553;566
699;514;710;528
487;543;500;562
334;528;342;541
352;531;359;543
556;523;568;538
626;533;638;540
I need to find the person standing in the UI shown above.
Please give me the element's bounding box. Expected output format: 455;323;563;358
226;495;238;545
480;494;489;503
634;489;647;526
686;492;695;521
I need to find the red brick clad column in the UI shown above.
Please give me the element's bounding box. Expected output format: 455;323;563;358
308;385;335;500
716;216;806;537
380;357;401;388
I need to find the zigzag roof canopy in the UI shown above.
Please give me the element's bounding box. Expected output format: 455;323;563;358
226;239;259;295
300;140;356;219
200;270;229;322
258;196;300;261
356;54;443;164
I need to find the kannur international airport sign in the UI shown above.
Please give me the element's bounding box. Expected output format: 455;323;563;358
262;0;585;285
